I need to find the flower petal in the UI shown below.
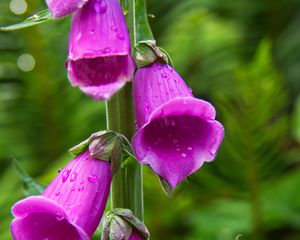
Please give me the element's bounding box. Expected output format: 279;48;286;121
11;196;89;240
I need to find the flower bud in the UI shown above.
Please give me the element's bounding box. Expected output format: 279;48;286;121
102;208;149;240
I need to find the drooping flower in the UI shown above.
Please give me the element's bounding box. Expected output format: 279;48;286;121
67;0;135;100
46;0;88;18
11;151;112;240
132;62;224;189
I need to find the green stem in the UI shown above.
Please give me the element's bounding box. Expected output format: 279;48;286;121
106;84;144;221
106;0;154;221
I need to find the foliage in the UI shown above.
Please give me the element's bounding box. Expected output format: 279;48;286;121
0;0;300;239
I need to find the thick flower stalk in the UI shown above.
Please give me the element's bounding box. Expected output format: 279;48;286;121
11;150;112;240
132;62;224;189
67;0;135;100
46;0;88;18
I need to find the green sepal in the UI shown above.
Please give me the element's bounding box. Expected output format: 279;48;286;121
133;40;171;68
158;176;173;198
13;159;45;197
102;208;150;240
69;131;136;177
69;130;114;157
0;9;53;31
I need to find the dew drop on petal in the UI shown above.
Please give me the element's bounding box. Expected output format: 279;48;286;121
188;147;193;151
111;26;118;32
117;33;125;40
104;47;111;53
134;121;139;130
167;65;173;72
78;185;84;192
70;172;78;182
55;212;64;221
161;73;168;78
88;174;98;183
62;169;71;183
55;191;60;196
94;0;107;13
181;153;187;158
209;139;218;155
57;168;62;174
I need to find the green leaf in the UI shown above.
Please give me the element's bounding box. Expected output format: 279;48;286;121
0;9;53;31
13;159;45;196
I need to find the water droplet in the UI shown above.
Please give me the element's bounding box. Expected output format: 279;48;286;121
117;33;125;40
62;169;71;183
55;212;64;221
57;168;62;174
75;33;82;41
71;187;76;192
189;87;193;93
161;73;168;78
176;148;180;151
70;172;78;182
188;147;193;151
156;64;162;70
167;65;173;72
55;191;60;196
104;47;111;53
209;139;218;155
94;0;107;13
78;185;84;192
145;103;150;111
111;26;118;32
90;29;95;35
134;121;139;130
181;153;187;158
88;174;98;183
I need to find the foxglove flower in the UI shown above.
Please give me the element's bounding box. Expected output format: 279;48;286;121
11;151;111;240
46;0;88;18
67;0;135;100
132;62;224;189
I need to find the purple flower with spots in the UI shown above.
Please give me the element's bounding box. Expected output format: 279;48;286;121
11;151;111;240
67;0;135;100
46;0;88;18
132;62;224;189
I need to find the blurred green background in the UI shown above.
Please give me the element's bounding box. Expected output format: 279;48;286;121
1;0;300;239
